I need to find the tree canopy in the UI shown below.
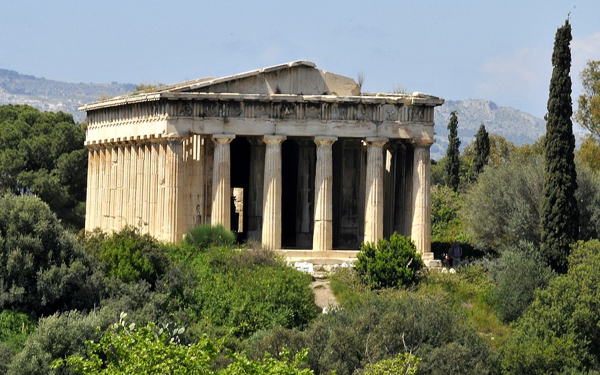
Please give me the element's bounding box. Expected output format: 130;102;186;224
0;105;87;229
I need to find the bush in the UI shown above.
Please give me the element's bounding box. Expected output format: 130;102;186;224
0;310;35;350
184;224;236;250
82;227;170;286
52;320;312;375
501;240;600;374
247;292;493;375
7;310;108;375
192;246;318;336
355;233;423;289
491;242;555;323
364;352;420;375
0;193;104;316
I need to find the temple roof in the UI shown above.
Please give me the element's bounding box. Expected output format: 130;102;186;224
79;61;443;111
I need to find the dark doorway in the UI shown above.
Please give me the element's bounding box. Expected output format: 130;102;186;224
230;137;250;242
281;139;299;247
332;138;363;249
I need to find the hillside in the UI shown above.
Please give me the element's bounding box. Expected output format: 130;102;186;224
0;69;136;123
432;99;546;160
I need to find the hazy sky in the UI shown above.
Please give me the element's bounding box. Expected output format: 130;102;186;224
1;1;599;118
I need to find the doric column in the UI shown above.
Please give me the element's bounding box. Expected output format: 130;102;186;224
313;136;337;251
261;135;286;249
410;138;434;258
211;134;235;230
364;137;388;244
165;139;184;242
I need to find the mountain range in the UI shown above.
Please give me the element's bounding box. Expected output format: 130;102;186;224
0;68;549;160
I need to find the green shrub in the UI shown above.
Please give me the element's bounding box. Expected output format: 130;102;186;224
355;233;423;289
184;224;236;250
491;242;555;323
83;227;170;286
191;246;318;336
247;292;493;375
0;310;35;350
0;193;103;316
365;352;420;375
52;320;312;375
7;310;108;375
501;240;600;374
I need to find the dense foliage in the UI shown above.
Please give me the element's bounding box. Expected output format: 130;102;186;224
184;224;236;250
461;155;600;251
431;184;464;243
53;319;312;375
540;20;579;273
249;269;495;375
501;240;600;374
0;194;103;316
355;233;423;289
0;105;87;228
82;227;170;286
490;242;555;323
444;110;461;191
188;242;318;337
575;60;600;137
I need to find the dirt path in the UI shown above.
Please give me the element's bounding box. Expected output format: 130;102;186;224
311;278;339;309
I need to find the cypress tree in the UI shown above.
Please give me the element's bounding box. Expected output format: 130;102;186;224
540;19;579;273
473;123;490;176
445;110;461;191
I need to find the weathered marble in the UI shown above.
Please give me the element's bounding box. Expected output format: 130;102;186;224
313;136;336;251
411;138;434;257
211;134;235;231
364;137;388;244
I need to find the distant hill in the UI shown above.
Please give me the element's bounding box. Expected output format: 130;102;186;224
0;69;136;122
0;69;549;157
432;99;547;160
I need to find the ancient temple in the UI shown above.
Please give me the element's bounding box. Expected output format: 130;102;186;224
80;61;444;264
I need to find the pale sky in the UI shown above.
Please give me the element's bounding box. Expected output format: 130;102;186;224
1;0;599;118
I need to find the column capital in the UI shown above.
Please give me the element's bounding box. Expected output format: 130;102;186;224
364;137;388;147
411;137;434;147
314;136;337;147
212;134;236;144
263;134;287;145
248;136;264;146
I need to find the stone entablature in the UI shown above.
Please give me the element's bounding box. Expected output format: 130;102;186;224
82;94;439;146
80;61;444;263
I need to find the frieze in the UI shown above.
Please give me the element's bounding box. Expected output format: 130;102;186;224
86;98;434;129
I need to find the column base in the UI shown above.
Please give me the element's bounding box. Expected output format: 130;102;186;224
421;251;441;269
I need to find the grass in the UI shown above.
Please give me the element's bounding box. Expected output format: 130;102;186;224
417;266;512;350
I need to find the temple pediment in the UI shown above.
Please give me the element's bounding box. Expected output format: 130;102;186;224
164;61;360;96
